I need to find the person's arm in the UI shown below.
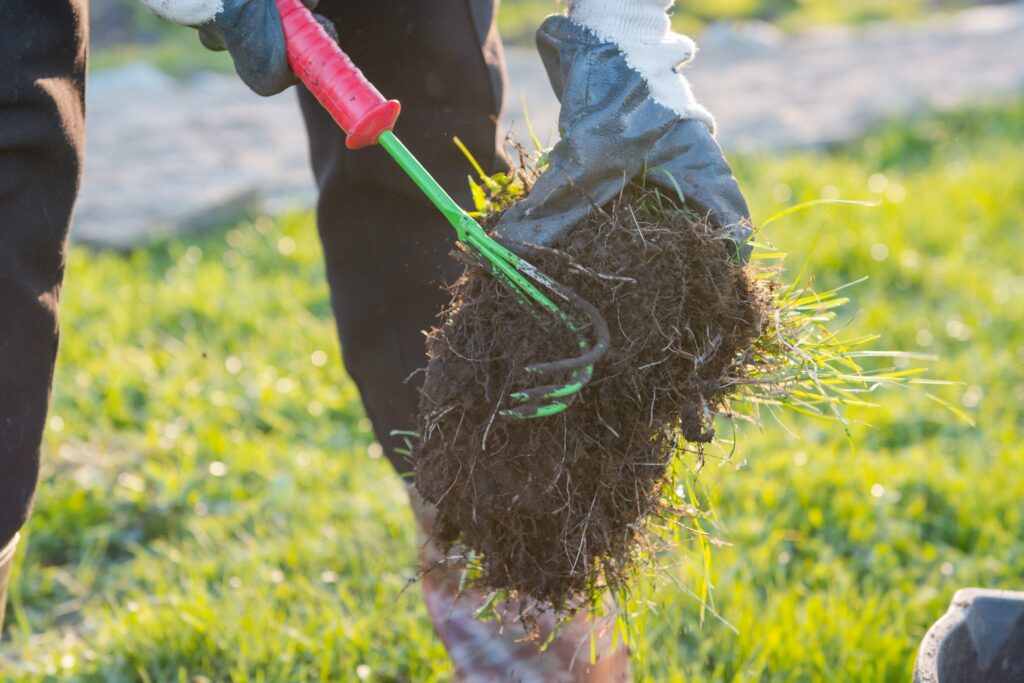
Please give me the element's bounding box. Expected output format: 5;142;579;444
136;0;325;96
496;0;752;261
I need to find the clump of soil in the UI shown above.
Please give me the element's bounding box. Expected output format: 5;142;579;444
414;195;770;609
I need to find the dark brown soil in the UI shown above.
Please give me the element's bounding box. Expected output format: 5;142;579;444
414;197;769;609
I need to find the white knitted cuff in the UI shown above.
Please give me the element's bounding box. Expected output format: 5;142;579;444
137;0;224;26
567;0;715;131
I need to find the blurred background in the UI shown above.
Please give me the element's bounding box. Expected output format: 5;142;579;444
76;0;1024;246
2;1;1022;680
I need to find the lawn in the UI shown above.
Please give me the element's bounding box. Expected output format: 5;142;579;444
2;101;1022;681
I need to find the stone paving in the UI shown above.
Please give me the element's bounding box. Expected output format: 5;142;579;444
73;4;1024;247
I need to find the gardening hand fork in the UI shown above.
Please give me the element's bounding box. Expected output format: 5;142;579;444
275;0;609;419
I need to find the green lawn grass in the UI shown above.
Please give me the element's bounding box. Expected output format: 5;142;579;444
2;101;1022;681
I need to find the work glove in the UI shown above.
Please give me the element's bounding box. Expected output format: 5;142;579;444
495;0;753;262
137;0;328;96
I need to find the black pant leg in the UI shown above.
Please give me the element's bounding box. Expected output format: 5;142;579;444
0;0;87;546
298;0;506;475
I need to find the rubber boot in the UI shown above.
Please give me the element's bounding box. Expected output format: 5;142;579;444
0;533;17;634
408;487;631;683
914;588;1024;683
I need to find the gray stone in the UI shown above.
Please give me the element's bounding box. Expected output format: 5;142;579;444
914;588;1024;683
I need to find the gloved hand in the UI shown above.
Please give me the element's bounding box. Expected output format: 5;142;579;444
137;0;327;96
495;0;753;262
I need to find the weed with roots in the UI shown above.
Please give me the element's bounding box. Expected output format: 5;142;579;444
411;141;966;645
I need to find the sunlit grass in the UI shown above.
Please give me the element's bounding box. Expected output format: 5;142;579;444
455;132;972;653
2;101;1022;681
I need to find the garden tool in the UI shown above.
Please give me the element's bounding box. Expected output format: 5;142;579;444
274;0;609;419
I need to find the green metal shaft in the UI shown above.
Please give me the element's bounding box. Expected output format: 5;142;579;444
378;131;470;239
377;130;562;317
377;130;592;420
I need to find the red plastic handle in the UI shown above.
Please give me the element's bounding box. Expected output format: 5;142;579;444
276;0;400;149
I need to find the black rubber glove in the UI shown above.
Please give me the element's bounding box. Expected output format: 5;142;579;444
137;0;330;96
495;15;753;262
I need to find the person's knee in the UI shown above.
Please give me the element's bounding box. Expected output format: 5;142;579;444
0;274;61;365
0;481;37;553
336;308;402;392
0;275;62;547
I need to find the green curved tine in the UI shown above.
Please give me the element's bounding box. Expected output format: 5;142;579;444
377;131;603;418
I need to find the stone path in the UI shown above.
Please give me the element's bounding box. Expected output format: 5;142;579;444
74;3;1024;247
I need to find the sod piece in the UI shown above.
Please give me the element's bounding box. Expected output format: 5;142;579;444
414;190;770;610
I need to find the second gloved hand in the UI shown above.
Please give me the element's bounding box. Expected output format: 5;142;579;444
495;0;753;262
137;0;327;96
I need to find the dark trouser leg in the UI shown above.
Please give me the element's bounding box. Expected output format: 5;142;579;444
299;2;631;679
409;490;631;682
0;0;88;628
298;0;507;475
